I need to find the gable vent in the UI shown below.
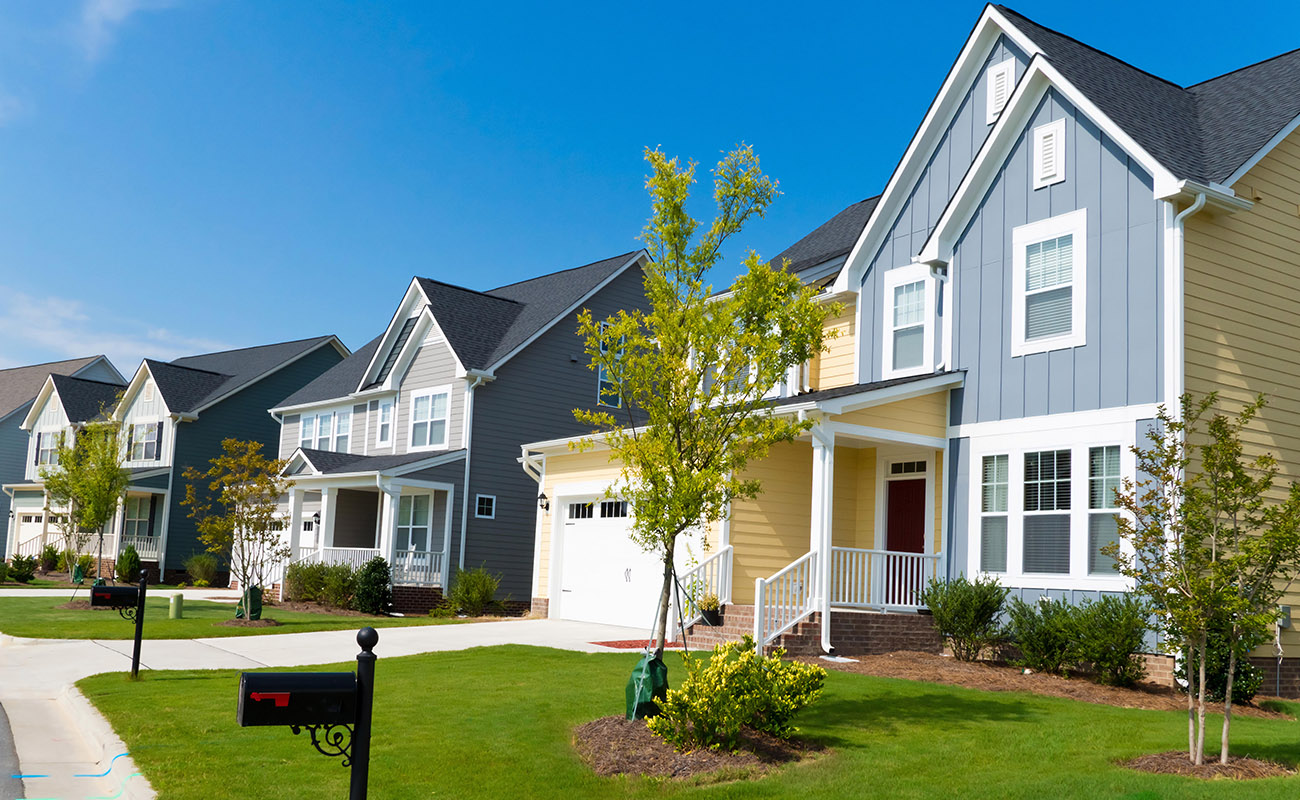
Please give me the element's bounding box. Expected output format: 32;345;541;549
1033;119;1067;189
985;60;1015;124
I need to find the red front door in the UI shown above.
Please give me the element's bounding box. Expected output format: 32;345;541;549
886;478;926;554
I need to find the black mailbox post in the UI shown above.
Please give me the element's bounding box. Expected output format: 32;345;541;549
90;570;147;678
236;628;378;800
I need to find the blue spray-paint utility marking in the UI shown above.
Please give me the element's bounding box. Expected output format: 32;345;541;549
11;772;48;778
89;770;143;800
74;752;130;777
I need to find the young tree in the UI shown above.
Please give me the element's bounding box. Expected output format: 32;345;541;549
1111;393;1300;765
183;439;292;620
575;145;837;658
40;419;130;583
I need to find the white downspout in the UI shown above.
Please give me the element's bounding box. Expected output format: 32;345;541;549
458;373;490;571
1169;193;1206;418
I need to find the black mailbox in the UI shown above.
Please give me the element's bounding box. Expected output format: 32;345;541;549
90;585;139;609
238;672;357;727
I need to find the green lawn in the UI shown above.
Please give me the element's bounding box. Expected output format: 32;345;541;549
80;646;1300;799
0;596;459;639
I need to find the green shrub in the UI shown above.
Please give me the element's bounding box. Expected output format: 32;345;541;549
115;545;141;583
10;555;36;583
1006;596;1082;675
285;561;328;602
57;551;73;572
184;552;219;585
352;557;392;615
40;544;58;572
0;561;8;583
428;602;455;618
448;566;501;617
920;576;1008;661
1177;617;1266;704
1076;595;1148;687
76;554;96;579
320;564;357;609
647;637;826;751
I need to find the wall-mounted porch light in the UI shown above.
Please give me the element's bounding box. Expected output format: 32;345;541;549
537;493;549;511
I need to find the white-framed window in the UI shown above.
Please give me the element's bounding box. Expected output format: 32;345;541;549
986;59;1015;124
34;431;62;466
568;502;594;520
475;494;496;519
1011;209;1087;357
598;321;623;409
375;399;394;447
300;410;352;453
1033;119;1066;189
397;494;431;551
980;454;1009;573
599;500;629;518
123;496;151;538
408;388;450;450
1022;449;1071;575
127;422;161;461
1088;445;1122;575
882;263;935;379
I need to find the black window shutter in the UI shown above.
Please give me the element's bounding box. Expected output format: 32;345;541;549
126;425;135;459
147;495;157;536
33;432;41;465
155;422;164;461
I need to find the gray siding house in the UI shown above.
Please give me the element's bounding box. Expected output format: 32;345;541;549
1;356;125;559
269;251;649;610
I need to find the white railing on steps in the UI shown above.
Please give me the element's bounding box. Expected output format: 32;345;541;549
753;550;818;653
678;545;733;625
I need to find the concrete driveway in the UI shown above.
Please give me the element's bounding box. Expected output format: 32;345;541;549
0;607;648;800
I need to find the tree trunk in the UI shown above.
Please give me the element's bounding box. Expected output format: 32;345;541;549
1195;634;1208;766
1221;642;1238;765
652;539;677;659
1186;645;1196;763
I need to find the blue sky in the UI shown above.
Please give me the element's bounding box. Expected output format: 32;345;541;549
1;0;1297;371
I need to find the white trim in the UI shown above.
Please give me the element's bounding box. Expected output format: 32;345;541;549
1010;209;1087;357
1223;111;1300;187
881;263;936;379
919;56;1181;267
406;384;452;452
1032;118;1066;190
474;494;496;520
826;421;946;451
985;58;1015;125
374;398;395;448
357;279;435;391
1161;201;1179;407
815;371;964;416
873;451;937;555
949;403;1158;440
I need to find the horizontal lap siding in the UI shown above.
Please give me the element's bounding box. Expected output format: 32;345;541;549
1185;129;1300;656
834;392;948;439
279;415;300;460
813;299;857;390
730;441;813;605
394;332;465;453
0;407;35;557
470;264;650;601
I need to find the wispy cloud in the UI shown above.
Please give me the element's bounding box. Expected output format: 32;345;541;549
0;287;230;372
78;0;178;62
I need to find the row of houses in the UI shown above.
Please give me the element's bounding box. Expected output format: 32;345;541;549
4;5;1300;684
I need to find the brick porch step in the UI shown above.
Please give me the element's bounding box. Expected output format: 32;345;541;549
683;604;942;656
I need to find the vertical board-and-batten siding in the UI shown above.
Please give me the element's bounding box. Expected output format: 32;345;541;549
859;35;1030;381
163;345;345;571
1184;128;1300;656
469;263;650;601
949;89;1161;425
121;377;174;470
394;330;465;454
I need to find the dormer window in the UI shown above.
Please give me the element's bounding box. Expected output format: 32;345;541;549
882;263;935;379
1033;119;1066;189
986;59;1015;124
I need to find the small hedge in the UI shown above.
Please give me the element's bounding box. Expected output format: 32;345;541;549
352;557;392;615
921;576;1008;661
1005;594;1149;687
1007;596;1080;675
185;552;219;585
10;555;36;583
321;564;357;608
40;544;58;572
647;637;827;751
1177;616;1265;704
447;567;502;616
116;545;142;584
0;561;7;583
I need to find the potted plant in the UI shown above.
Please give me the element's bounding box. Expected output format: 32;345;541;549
698;592;723;627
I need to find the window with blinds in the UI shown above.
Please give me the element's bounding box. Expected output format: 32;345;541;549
1011;209;1086;357
1024;449;1070;574
1033;119;1066;189
892;281;926;369
986;60;1015;124
981;454;1009;572
1024;235;1073;341
1088;445;1121;574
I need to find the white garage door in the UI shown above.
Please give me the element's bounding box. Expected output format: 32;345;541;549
557;499;668;629
13;511;46;553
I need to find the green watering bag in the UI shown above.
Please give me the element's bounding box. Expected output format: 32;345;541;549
625;652;668;720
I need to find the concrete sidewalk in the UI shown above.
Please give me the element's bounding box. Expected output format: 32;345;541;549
0;618;646;799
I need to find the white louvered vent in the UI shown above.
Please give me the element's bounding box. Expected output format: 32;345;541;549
985;60;1015;124
1033;119;1066;189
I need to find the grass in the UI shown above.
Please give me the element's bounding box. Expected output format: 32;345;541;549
0;577;69;589
80;646;1300;799
0;596;464;639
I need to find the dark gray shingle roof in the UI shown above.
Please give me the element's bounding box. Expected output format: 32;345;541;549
0;356;116;421
770;197;880;276
999;6;1300;184
278;335;384;409
50;374;123;423
769;372;960;408
147;336;339;413
299;447;465;475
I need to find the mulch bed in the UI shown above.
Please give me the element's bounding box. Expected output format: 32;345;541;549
806;651;1289;719
1122;751;1294;780
573;716;822;780
592;639;685;649
215;618;282;628
268;600;379;616
56;600;115;611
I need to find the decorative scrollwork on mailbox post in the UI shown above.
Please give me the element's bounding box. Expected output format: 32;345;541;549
290;723;353;766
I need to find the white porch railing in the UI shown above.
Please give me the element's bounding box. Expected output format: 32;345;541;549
391;550;445;587
12;535;45;558
119;534;162;562
14;533;117;559
309;547;383;570
678;545;733;624
753;550;818;652
830;547;943;611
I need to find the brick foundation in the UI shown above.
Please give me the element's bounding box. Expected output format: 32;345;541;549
392;585;444;615
683;605;942;656
1250;656;1300;698
1144;654;1177;688
531;597;549;618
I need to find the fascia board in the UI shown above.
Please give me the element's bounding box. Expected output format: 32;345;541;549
356;278;427;392
19;377;58;431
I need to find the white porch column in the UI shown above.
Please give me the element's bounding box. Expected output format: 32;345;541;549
111;497;125;556
287;487;303;560
810;422;835;654
377;486;400;565
319;487;337;552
